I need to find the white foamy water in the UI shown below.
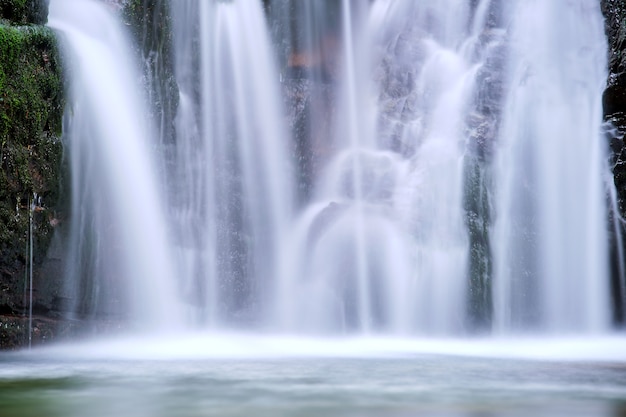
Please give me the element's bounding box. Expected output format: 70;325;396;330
492;0;610;333
49;0;183;330
49;0;618;339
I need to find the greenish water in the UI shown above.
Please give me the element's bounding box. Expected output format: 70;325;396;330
1;337;626;417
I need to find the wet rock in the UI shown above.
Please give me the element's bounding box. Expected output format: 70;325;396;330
0;315;128;350
123;0;178;147
0;2;68;348
603;0;626;203
282;78;336;204
374;23;428;156
0;0;49;25
463;156;493;330
462;16;506;330
467;30;506;162
602;0;626;325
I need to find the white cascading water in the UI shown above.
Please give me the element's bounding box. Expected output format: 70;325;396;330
48;0;183;331
171;0;294;327
493;0;610;334
174;0;611;335
50;0;615;337
272;0;476;334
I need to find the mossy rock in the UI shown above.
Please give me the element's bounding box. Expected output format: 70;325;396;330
0;0;49;25
0;24;65;315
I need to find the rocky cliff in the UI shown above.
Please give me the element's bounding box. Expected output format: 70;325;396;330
603;0;626;206
602;0;626;325
0;0;69;348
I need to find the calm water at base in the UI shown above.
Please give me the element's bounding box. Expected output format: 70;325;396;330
1;336;626;417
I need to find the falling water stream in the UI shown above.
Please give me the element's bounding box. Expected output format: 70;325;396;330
170;0;294;327
48;0;183;330
493;0;610;334
47;0;617;335
2;0;626;416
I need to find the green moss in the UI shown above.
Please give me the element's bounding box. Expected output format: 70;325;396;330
0;26;63;139
0;23;64;314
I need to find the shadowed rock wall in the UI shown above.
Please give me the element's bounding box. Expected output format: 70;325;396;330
602;0;626;325
0;0;67;349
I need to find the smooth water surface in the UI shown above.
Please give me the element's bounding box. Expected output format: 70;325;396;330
1;337;626;417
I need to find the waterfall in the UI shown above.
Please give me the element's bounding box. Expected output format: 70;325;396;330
492;0;610;334
49;0;616;337
49;0;183;331
171;0;294;327
271;0;613;335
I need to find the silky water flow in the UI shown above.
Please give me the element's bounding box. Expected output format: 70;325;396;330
3;2;623;416
50;0;618;337
48;0;184;331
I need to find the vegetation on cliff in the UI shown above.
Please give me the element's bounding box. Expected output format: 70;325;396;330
0;21;64;331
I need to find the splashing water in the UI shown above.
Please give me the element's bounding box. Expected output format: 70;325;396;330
50;0;616;337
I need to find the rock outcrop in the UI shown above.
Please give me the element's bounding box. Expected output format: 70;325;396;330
603;0;626;210
602;0;626;324
0;0;48;25
0;0;66;348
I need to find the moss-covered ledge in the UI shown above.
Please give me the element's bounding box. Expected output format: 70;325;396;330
0;22;65;348
0;0;49;25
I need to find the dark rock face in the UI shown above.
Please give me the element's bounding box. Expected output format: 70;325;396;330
282;78;336;204
603;0;626;196
0;8;66;348
0;0;49;25
0;315;127;350
123;0;178;147
463;3;506;330
602;0;626;325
